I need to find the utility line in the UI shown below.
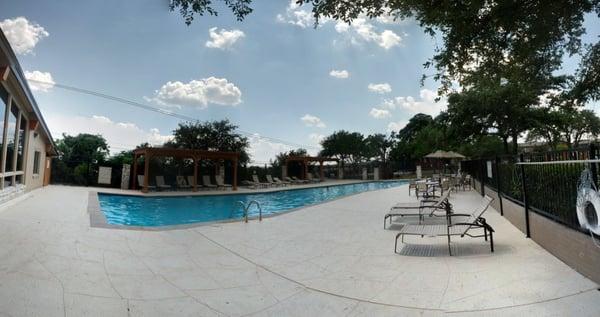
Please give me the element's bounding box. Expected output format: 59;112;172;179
29;79;320;150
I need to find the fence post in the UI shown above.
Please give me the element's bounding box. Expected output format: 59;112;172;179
519;153;531;238
495;156;504;216
480;159;485;197
590;144;598;188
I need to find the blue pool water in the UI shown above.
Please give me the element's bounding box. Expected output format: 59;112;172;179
98;180;408;227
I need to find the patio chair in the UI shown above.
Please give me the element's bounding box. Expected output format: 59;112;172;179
415;182;438;198
242;180;258;189
384;189;452;228
462;175;472;190
155;176;172;190
215;175;232;189
137;175;156;191
265;175;281;187
187;176;197;189
202;175;218;189
285;176;302;184
408;180;418;196
176;176;192;190
252;175;271;188
394;195;495;255
306;172;320;183
291;176;309;184
273;177;290;186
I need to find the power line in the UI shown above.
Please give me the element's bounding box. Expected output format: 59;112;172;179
29;79;320;150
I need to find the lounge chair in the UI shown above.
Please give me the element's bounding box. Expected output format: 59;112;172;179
291;176;309;184
265;175;281;187
155;176;172;190
252;175;271;188
408;180;418;196
285;176;301;184
306;172;320;183
137;175;156;191
187;176;197;189
176;176;192;190
242;180;258;189
273;177;290;186
384;189;452;228
215;175;232;189
394;195;495;255
202;175;218;189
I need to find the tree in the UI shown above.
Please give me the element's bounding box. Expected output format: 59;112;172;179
319;130;365;167
170;0;253;25
53;133;110;185
167;119;250;164
394;114;433;144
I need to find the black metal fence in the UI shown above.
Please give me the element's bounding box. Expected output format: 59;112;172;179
462;145;600;236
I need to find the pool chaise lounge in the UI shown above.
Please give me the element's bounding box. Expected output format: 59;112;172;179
252;175;271;188
394;195;495;255
203;175;218;189
137;175;156;190
176;176;192;190
265;175;281;187
384;189;452;228
215;175;232;189
155;176;172;190
273;177;290;186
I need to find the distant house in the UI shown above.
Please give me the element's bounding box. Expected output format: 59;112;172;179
0;29;56;203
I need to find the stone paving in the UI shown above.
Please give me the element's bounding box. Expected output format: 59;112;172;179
0;184;599;316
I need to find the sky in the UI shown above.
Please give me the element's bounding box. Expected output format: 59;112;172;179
0;1;599;164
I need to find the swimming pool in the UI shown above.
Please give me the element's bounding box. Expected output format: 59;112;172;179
98;180;408;227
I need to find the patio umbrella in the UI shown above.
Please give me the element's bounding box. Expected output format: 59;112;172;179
424;150;466;173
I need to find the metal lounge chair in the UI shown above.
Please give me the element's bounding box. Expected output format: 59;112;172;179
306;172;320;183
394;195;495;255
252;175;270;188
285;176;301;184
265;175;281;187
155;176;172;190
291;176;309;184
187;176;197;189
215;175;232;189
137;175;156;191
273;177;290;186
202;175;218;190
384;189;452;228
176;176;192;190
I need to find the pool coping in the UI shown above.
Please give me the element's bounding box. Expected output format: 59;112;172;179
88;180;410;231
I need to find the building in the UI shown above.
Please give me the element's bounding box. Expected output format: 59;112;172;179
0;29;55;203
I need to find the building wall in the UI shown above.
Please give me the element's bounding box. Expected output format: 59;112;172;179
24;125;48;191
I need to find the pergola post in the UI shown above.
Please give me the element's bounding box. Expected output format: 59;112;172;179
319;160;324;181
232;158;238;190
132;154;138;189
193;157;198;192
143;153;150;193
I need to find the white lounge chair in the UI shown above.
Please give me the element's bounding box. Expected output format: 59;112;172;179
394;196;495;255
203;175;218;189
137;175;156;191
155;176;171;190
215;175;232;189
306;172;320;183
384;189;453;228
187;176;197;189
176;176;192;190
266;175;281;187
273;177;290;186
252;175;270;188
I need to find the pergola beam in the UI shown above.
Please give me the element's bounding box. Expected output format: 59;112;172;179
285;156;339;180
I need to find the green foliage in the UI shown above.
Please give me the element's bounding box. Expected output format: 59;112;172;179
167;119;250;164
319;130;365;166
52;133;109;185
170;0;253;24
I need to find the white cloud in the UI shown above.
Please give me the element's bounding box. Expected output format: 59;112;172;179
387;120;408;132
149;77;242;109
308;133;325;144
24;70;55;92
247;133;320;166
329;69;349;79
300;114;326;128
0;17;48;55
276;1;323;28
46;114;172;154
379;88;447;116
368;83;392;94
369;108;391;119
205;27;245;50
334;18;402;50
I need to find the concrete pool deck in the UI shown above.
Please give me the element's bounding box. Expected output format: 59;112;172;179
0;184;599;316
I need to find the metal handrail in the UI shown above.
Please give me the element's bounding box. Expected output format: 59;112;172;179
235;200;262;223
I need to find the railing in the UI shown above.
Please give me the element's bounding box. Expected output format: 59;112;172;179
234;200;263;223
462;145;600;236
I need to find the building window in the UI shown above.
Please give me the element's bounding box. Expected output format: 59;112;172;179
0;86;6;170
33;151;41;175
16;116;26;171
5;103;18;172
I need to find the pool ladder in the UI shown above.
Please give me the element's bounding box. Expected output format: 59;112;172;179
234;200;262;223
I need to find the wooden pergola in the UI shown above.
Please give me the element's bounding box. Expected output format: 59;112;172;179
132;147;240;192
285;156;339;181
